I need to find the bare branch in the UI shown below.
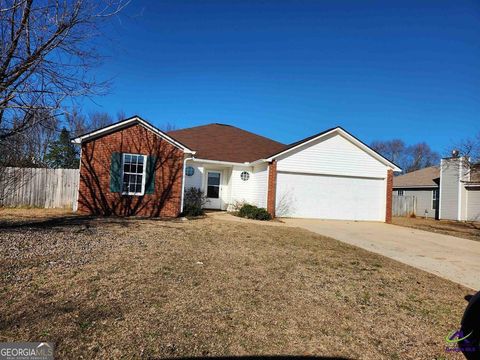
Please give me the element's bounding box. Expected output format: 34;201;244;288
0;0;129;143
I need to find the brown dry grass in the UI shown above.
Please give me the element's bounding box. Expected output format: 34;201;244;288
393;216;480;242
0;207;74;221
0;210;472;359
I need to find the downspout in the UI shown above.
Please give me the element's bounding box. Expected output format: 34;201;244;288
180;156;193;214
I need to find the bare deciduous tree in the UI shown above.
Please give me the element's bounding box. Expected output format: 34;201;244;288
0;109;58;166
88;111;113;130
371;139;440;173
65;107;113;136
452;132;480;165
0;0;129;142
371;139;406;168
406;142;439;172
64;106;87;137
446;131;480;180
161;122;177;132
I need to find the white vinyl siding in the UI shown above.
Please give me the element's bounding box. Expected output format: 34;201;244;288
184;163;204;190
230;166;254;205
440;158;464;220
251;164;268;208
466;189;480;222
183;129;393;220
276;172;386;221
184;162;266;211
276;133;387;178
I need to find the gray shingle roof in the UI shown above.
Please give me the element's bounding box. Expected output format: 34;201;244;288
393;166;440;188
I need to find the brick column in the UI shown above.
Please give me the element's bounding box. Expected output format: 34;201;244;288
267;160;277;218
385;169;393;223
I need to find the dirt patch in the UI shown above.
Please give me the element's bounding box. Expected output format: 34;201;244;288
393;216;480;242
0;211;472;359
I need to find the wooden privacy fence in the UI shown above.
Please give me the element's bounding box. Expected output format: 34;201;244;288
0;167;79;209
392;195;417;217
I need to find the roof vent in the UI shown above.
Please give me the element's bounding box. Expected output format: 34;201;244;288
452;149;460;158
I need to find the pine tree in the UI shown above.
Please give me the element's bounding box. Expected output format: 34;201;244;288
45;128;79;168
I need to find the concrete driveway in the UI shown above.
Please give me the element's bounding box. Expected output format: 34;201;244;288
282;218;480;290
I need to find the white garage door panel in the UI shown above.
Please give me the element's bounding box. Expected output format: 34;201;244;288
276;172;385;221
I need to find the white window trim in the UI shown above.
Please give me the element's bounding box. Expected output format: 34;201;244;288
122;153;147;196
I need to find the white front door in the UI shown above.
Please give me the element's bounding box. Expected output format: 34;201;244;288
206;171;222;209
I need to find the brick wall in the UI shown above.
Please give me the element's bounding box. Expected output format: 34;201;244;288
386;169;393;223
267;160;277;217
78;124;184;217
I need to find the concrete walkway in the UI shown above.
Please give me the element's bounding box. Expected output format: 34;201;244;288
282;218;480;290
208;212;480;289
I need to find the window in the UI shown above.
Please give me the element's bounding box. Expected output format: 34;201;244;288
432;189;439;209
240;171;250;181
185;166;195;177
398;190;404;196
122;153;146;195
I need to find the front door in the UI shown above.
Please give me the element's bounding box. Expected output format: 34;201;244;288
206;171;222;209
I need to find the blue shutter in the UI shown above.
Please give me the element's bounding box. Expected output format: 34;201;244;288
145;155;156;194
110;152;122;193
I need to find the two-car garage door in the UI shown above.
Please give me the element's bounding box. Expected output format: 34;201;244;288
276;172;386;221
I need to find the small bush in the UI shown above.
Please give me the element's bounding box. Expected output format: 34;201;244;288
182;187;208;217
229;200;247;212
238;204;272;221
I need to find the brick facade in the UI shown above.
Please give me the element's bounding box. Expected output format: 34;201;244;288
78;124;184;217
385;169;393;223
267;160;277;218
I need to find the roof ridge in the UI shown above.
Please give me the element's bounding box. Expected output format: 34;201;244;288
169;123;286;146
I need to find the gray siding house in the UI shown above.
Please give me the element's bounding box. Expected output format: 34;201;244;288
393;167;439;219
393;157;480;221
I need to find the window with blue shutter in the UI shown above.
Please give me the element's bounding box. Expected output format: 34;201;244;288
122;154;147;195
110;152;155;196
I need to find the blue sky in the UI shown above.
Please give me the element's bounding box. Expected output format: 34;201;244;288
83;0;480;154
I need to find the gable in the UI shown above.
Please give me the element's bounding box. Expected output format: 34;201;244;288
71;116;194;153
276;132;390;178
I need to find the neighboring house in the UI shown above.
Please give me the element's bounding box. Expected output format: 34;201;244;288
439;157;480;221
392;159;480;221
392;166;440;219
72;116;401;221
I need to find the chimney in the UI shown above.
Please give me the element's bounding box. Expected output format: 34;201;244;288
439;156;469;221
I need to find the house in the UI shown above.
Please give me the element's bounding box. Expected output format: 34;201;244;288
439;157;480;221
72;116;401;221
392;166;440;219
392;158;480;221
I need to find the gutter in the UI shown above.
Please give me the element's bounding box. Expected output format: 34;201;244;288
180;156;192;214
190;158;253;167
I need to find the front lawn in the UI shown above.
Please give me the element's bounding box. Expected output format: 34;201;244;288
0;210;472;359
